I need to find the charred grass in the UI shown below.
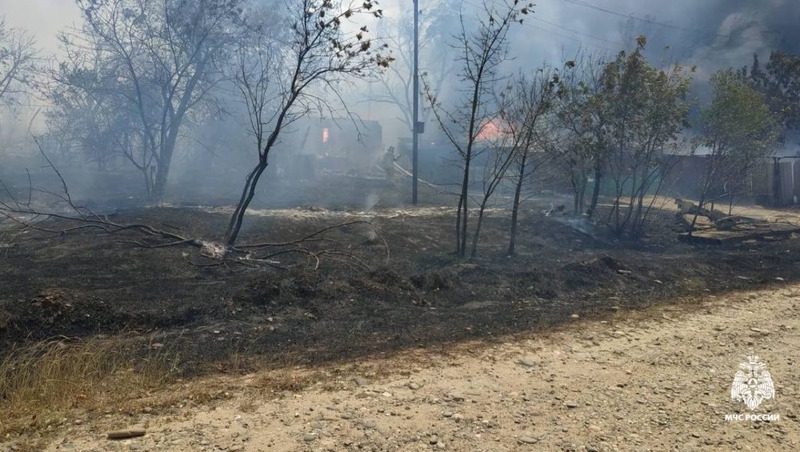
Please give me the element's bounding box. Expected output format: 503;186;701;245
2;202;800;439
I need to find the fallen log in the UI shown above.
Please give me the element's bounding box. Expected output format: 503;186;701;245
680;223;800;245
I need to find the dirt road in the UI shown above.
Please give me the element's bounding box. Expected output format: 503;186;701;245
43;286;800;451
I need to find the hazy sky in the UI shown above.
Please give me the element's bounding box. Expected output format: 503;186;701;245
0;0;80;53
2;0;798;134
1;0;797;64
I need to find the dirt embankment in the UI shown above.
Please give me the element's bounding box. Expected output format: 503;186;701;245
33;284;800;451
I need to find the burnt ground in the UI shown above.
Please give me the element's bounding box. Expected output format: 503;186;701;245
2;197;800;375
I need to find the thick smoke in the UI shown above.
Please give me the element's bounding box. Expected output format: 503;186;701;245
522;0;800;73
687;0;800;77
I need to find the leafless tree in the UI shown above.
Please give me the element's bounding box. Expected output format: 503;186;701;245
223;0;392;247
0;17;36;106
469;118;516;258
425;0;531;258
371;0;458;132
53;0;243;201
503;69;558;255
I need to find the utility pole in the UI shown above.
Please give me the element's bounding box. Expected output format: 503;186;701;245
412;0;420;204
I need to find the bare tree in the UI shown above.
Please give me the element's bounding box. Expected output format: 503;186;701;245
468;70;558;258
46;48;137;171
425;0;531;258
53;0;243;201
223;0;392;247
371;0;459;131
503;68;558;255
0;17;36;106
469;118;516;258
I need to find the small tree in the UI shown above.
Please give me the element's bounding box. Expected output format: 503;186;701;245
551;56;608;217
0;17;36;106
693;69;778;228
426;0;531;258
47;53;139;171
223;0;392;247
502;69;557;255
469;115;516;258
601;39;692;237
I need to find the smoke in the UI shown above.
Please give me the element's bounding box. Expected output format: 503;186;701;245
339;0;800;156
512;0;800;75
2;0;800;206
0;0;79;54
688;0;800;77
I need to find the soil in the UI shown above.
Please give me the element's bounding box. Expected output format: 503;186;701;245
2;199;800;373
3;193;800;450
34;283;800;451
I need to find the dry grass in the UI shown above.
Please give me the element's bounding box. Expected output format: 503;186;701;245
253;369;320;393
0;336;181;437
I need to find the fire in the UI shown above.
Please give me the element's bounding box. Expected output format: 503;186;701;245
476;118;505;141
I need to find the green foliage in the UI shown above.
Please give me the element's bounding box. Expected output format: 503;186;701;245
592;44;693;237
702;69;778;182
551;42;692;236
748;52;800;131
601;48;692;160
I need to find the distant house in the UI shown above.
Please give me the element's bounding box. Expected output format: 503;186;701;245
664;132;800;206
271;117;384;179
752;136;800;206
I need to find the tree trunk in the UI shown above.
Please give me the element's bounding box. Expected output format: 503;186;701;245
571;169;585;215
455;193;463;255
151;148;172;203
458;156;471;257
470;201;489;258
689;153;718;236
225;78;300;247
772;157;782;206
728;192;735;216
225;160;268;247
587;164;602;218
508;155;527;256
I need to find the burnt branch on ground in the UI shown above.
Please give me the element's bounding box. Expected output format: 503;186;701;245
0;142;388;271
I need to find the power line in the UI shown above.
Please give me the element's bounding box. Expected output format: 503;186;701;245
529;16;626;49
4;104;50;108
522;22;618;54
559;0;728;39
458;0;619;54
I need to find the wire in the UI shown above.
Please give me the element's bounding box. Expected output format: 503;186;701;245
528;16;626;48
457;0;620;54
521;21;618;54
4;104;51;108
559;0;728;39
